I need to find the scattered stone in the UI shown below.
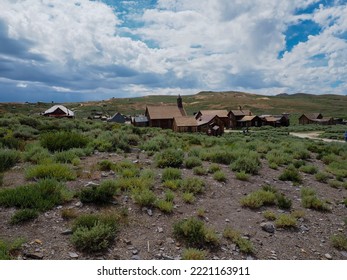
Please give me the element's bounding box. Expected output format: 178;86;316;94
75;201;82;207
260;222;276;233
157;227;163;233
166;238;175;244
69;252;79;259
84;181;99;187
24;252;44;260
325;254;332;260
131;255;141;260
132;250;139;255
124;239;132;245
225;219;230;223
246;256;255;260
34;239;42;244
162;255;174;260
237;209;241;212
61;229;73;235
340;251;347;258
300;225;309;232
133;160;139;164
147;209;153;216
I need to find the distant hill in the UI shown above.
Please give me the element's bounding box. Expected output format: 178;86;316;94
1;91;346;120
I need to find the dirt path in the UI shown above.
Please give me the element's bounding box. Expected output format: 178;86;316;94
290;131;345;143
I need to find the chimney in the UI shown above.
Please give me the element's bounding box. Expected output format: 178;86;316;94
239;105;242;111
177;94;183;108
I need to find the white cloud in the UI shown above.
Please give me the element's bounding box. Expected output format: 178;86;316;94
0;0;346;102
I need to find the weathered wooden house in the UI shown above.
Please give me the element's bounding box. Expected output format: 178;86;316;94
298;113;333;125
237;115;262;128
145;95;187;129
107;112;126;123
42;105;74;118
172;116;198;133
195;110;230;128
260;115;289;127
228;109;253;128
196;115;224;136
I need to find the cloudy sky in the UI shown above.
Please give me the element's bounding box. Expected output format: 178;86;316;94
0;0;346;102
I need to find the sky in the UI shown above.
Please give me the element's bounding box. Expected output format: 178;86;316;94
0;0;346;102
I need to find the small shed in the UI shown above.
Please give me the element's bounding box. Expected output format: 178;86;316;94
107;112;126;123
43;105;74;118
132;115;149;127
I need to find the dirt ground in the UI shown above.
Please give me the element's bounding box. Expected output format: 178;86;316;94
0;150;346;260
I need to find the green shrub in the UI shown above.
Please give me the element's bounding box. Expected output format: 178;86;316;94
54;150;79;164
276;193;292;209
131;187;156;207
235;171;250;181
300;187;330;211
98;160;114;171
331;234;347;251
10;209;38;225
203;150;234;165
299;164;318;174
71;213;118;252
0;173;3;186
173;217;219;248
208;163;221;173
328;179;343;189
140;169;155;180
279;165;302;184
156;199;174;213
315;172;330;183
181;178;205;195
26;163;76;181
164;190;175;202
240;189;277;209
41;131;89;152
182;192;196;204
0;149;21;172
263;210;277;220
0;179;72;211
80;180;118;205
230;152;260;175
275;214;297;229
213;170;227;182
184;157;202;169
162;179;182;190
223;227;254;254
266;150;293;166
162;168;182;182
156;149;184;168
0;238;25;260
193;166;207;176
23;144;52;164
181;248;207;260
61;208;78;220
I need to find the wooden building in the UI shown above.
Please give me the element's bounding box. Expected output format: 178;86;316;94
228;109;253;129
132;115;149;127
173;116;198;133
237;115;262;128
107;112;126;123
196;115;224;136
298;113;333;125
195;110;230;128
260;115;290;127
145;95;187;129
42;105;74;118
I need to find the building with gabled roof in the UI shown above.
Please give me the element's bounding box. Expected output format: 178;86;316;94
173;116;198;133
107;112;126;123
195;109;230;128
228;108;253;128
43;105;74;118
298;113;333;125
145;95;187;129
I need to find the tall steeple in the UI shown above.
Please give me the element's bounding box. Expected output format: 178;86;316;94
177;94;183;108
